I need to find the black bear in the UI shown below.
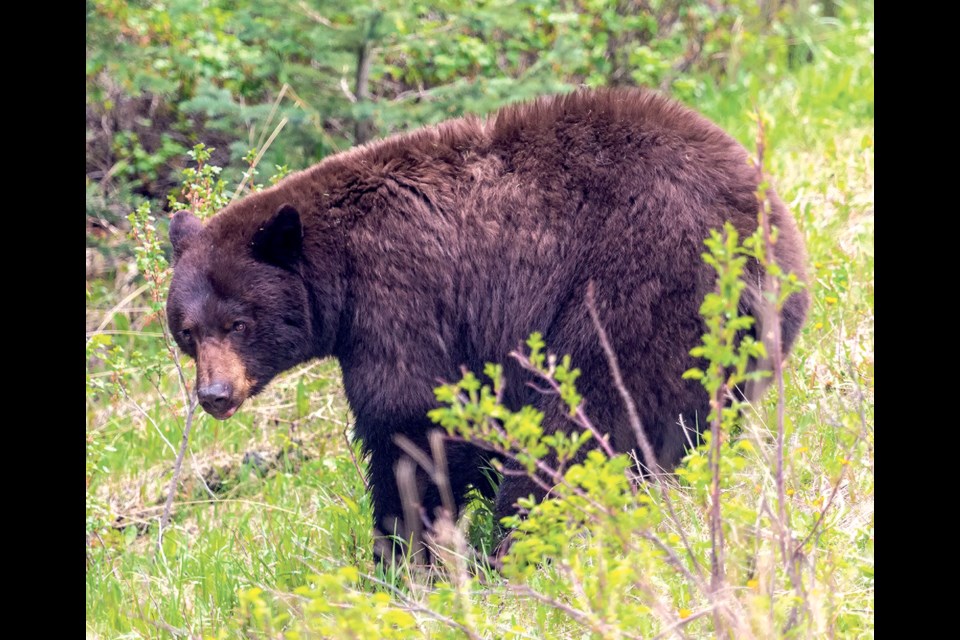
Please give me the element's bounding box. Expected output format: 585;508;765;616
166;87;809;558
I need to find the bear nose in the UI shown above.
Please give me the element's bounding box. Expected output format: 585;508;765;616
198;382;233;413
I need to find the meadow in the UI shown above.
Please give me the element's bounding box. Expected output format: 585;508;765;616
86;2;873;637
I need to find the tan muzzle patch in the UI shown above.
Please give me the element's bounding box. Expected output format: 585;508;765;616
197;341;254;402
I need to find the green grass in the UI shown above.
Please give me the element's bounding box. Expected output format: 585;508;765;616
86;7;873;638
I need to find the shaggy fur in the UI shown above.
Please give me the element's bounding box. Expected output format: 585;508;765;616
167;87;810;556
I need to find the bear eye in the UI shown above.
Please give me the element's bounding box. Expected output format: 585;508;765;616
233;321;247;333
180;328;193;343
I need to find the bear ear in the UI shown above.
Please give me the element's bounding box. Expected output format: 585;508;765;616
252;204;303;269
169;210;202;264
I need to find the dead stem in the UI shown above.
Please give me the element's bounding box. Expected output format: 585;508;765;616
585;282;705;581
157;394;199;552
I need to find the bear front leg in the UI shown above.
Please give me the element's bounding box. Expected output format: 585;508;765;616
343;353;497;563
363;435;428;565
494;466;547;521
489;399;602;560
363;424;493;565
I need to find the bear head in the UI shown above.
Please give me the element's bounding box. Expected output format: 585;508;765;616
165;204;315;419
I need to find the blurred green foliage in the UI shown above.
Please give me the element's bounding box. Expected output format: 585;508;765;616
86;0;867;237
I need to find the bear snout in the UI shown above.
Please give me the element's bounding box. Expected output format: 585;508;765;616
195;341;251;419
198;382;237;418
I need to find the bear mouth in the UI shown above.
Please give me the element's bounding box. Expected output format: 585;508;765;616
202;401;243;420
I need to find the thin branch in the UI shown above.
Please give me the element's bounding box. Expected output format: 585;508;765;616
343;426;369;490
429;429;457;518
651;607;715;640
585;281;659;472
352;12;380;145
357;572;484;640
296;0;336;28
159;317;190;407
394;433;438;478
641;531;708;596
340;76;358;103
585;281;705;580
792;430;862;557
254;83;289;151
230;116;289;201
119;386;177;457
754;110;809;633
704;373;728;637
157;394;199;550
792;471;844;557
395;457;425;559
146;373;218;501
87;283;150;340
510;351;617;459
511;584;642;640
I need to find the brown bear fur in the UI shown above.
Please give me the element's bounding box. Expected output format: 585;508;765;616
166;87;809;557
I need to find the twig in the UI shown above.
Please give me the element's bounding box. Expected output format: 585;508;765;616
509;351;617;459
447;423;617;529
394;433;437;478
87;283;150;341
296;0;336;28
254;83;289;151
428;429;457;518
343;426;369;490
230;116;289;201
793;471;845;557
157;394;199;551
511;584;643;640
754;110;809;633
585;282;705;580
147;374;218;501
119;386;177;457
340;76;358;103
585;282;658;472
792;430;862;557
651;607;715;640
641;531;708;596
704;376;728;637
357;572;484;640
395;457;424;559
158;318;190;407
352;12;380;145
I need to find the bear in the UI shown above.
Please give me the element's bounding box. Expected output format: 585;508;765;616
166;87;809;560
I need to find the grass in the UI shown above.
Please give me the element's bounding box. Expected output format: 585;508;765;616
86;6;873;638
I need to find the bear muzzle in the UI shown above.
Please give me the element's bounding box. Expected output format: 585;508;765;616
198;382;242;419
196;341;253;419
